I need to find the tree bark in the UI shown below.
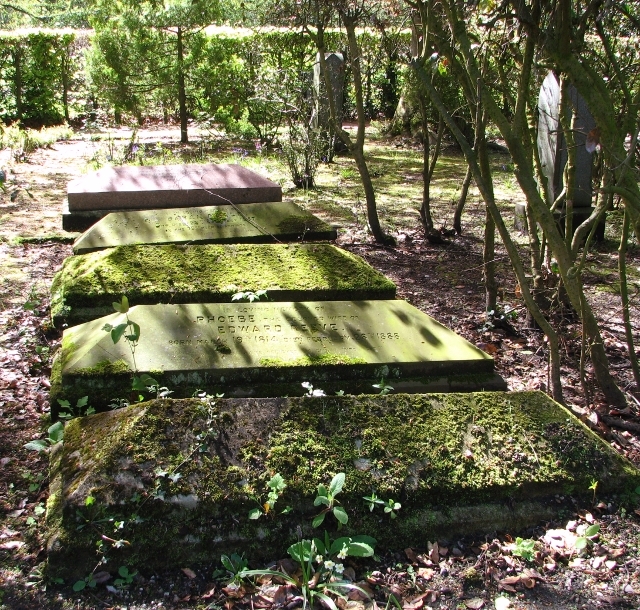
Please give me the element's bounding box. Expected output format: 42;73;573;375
323;13;394;246
177;26;188;144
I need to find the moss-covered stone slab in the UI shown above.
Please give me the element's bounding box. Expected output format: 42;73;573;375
50;244;396;328
50;300;502;415
46;392;640;580
72;202;337;254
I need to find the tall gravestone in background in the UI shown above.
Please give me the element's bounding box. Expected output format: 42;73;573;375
313;52;346;160
516;71;604;238
537;71;595;208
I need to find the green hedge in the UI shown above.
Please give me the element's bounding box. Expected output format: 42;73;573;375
0;30;89;127
0;27;411;129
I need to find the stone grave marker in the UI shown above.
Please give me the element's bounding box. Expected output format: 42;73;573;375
72;201;337;254
50;243;396;328
64;163;282;231
46;391;640;580
517;71;604;238
51;300;504;414
313;52;346;159
537;71;595;208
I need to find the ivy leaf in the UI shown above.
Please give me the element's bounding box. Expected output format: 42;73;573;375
110;323;128;344
248;508;262;520
113;296;129;313
125;321;141;343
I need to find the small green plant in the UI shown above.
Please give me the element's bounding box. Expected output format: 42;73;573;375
22;285;42;312
363;491;384;512
231;289;268;302
221;553;249;584
372;378;394;395
26;502;46;526
575;524;600;551
363;492;401;518
511;537;536;561
313;472;348;529
57;396;94;420
384;498;401;519
248;473;290;519
102;296;140;370
113;566;137;587
589;479;599;504
73;572;97;592
239;533;374;610
21;470;44;493
103;296;168;400
24;421;64;453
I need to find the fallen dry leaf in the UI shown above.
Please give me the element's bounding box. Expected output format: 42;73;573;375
0;540;24;550
464;598;485;609
201;587;217;600
182;567;197;579
222;584;246;599
428;541;439;564
347;582;374;601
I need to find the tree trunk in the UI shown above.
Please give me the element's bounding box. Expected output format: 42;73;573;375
327;15;393;246
177;26;188;144
14;46;22;122
453;165;472;234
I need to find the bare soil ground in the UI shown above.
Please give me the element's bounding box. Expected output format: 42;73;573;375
1;126;640;609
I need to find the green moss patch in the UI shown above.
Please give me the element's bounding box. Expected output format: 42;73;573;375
47;392;639;580
50;243;396;327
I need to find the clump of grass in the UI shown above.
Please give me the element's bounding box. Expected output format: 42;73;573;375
0;124;75;161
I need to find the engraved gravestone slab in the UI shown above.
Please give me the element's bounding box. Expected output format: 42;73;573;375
54;300;497;410
50;244;396;328
72;202;337;254
67;163;282;211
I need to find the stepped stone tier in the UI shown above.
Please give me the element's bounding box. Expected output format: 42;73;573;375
46;392;640;580
50;300;504;415
72;201;337;254
50;244;396;328
63;163;282;231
